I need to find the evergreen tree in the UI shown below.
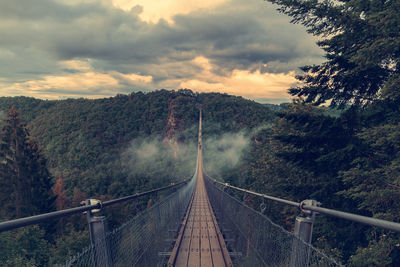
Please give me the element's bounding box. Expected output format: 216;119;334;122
28;141;56;215
259;0;400;263
0;106;55;219
265;0;400;108
0;106;32;218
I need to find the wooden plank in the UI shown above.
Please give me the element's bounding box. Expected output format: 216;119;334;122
167;191;195;267
168;141;233;267
200;191;213;267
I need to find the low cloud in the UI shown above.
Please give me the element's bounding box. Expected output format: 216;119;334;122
122;129;256;182
203;131;250;177
122;136;197;181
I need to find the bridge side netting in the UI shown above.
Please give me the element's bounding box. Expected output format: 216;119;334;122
204;177;341;267
64;178;195;267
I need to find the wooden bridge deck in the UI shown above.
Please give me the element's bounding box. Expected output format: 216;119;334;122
167;159;233;267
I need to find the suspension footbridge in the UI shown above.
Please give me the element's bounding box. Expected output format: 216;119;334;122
167;112;233;267
1;111;400;266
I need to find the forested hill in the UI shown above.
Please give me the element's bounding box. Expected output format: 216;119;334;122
0;90;277;198
2;90;400;266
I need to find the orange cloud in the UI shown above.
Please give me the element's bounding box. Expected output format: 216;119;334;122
112;0;227;23
60;60;92;71
1;57;295;102
179;56;296;100
0;60;152;99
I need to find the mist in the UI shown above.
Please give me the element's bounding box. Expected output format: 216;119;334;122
202;131;250;177
121;126;265;184
121;136;197;184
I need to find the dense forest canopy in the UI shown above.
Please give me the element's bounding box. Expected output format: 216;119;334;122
0;90;278;265
0;91;275;197
0;85;399;265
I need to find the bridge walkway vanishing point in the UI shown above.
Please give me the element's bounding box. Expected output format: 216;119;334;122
167;149;233;267
167;109;233;267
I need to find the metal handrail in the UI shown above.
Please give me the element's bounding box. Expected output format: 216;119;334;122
210;178;300;208
208;177;400;233
0;179;190;233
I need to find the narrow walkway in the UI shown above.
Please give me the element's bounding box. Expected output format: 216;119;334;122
167;111;233;267
167;166;233;267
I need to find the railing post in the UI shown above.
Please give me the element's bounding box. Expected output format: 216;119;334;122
290;199;318;267
85;199;112;267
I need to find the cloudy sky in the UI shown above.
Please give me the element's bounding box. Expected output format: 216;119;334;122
0;0;323;103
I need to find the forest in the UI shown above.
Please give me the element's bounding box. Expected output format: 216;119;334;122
0;90;278;265
1;0;399;265
0;85;399;265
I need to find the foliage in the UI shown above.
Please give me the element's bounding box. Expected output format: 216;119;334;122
2;87;399;265
223;99;400;264
48;229;90;265
340;123;400;219
265;0;400;108
0;106;55;219
0;90;276;264
0;226;51;267
244;0;400;264
350;234;395;266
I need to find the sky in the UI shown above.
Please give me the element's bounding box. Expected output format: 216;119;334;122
0;0;323;104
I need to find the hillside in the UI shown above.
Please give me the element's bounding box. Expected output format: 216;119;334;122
0;90;277;198
1;91;400;265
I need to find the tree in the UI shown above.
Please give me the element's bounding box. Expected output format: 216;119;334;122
271;103;368;260
0;106;33;218
0;226;51;266
338;123;400;264
0;106;55;219
53;176;69;211
53;176;70;235
257;0;400;261
265;0;400;108
28;141;56;216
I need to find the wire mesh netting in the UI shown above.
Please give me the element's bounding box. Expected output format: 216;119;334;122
204;176;341;267
64;178;195;267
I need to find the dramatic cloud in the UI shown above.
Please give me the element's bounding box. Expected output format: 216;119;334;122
112;0;228;23
179;56;298;100
0;0;323;102
0;60;152;99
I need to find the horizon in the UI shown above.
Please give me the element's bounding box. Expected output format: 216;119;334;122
0;89;291;105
